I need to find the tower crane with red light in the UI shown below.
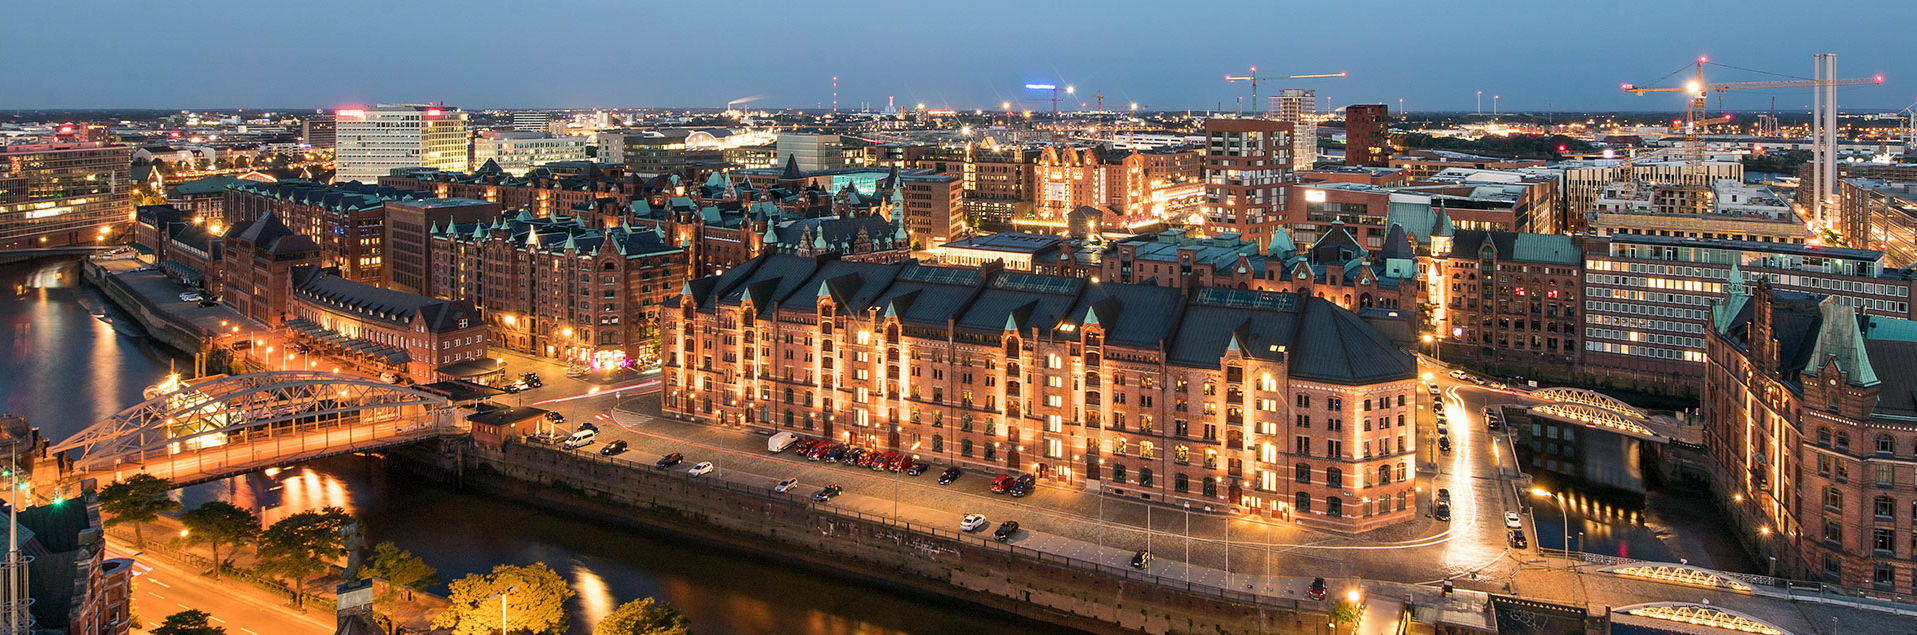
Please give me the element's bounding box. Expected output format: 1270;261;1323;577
1623;55;1882;165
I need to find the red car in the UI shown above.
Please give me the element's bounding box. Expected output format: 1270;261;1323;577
885;454;908;472
989;474;1016;493
793;439;820;454
871;451;898;471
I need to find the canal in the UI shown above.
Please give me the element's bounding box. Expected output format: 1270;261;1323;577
0;258;1083;635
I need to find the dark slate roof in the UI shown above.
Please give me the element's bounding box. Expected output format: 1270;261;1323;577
290;266;480;331
467;405;550;426
1449;229;1579;265
230;213;320;255
678;254;1414;382
1721;287;1917;418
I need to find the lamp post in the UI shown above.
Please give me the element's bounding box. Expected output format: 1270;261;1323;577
489;584;517;635
1182;502;1191;576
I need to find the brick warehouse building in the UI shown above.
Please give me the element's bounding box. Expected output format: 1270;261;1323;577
663;254;1420;532
1706;279;1917;591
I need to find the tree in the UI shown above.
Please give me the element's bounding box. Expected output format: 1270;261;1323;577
178;501;259;579
1329;599;1360;629
433;563;573;635
152;609;226;635
595;597;688;635
255;506;354;607
362;541;438;602
97;474;180;547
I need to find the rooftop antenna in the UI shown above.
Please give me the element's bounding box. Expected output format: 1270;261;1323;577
831;76;838;114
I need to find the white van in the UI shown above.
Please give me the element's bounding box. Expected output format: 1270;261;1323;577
767;431;800;453
563;429;597;449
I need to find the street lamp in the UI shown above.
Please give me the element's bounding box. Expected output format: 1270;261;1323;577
1530;488;1571;568
489;584;518;635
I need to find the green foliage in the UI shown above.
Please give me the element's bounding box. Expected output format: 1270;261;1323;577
255;506;354;606
433;563;574;635
1329;599;1360;625
98;474;181;547
595;597;689;635
153;609;227;635
1398;132;1593;159
362;541;438;602
1742;149;1813;175
179;501;259;579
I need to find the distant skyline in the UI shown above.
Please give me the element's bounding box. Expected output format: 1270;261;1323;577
11;0;1917;114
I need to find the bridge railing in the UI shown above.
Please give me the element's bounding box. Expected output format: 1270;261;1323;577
80;410;455;484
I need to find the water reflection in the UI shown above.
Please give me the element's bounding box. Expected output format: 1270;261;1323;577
0;259;1084;635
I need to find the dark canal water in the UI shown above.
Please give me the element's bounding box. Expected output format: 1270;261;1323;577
0;258;1082;635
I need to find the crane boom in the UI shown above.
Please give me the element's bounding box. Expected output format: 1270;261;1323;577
1223;68;1346;117
1621;56;1884;165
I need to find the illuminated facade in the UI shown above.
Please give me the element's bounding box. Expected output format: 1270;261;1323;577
1838;178;1917;268
429;212;685;368
1028;146;1201;232
471;132;588;176
1344;104;1391;167
664;254;1420;532
0;142;134;249
1582;235;1913;391
223;180;426;286
1706;281;1917;591
334;104;470;183
909;144;1039;232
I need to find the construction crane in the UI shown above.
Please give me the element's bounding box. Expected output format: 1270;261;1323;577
1224;67;1346;117
1623;55;1883;165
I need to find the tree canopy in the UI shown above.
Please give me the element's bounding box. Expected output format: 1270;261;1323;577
255;506;354;606
433;563;573;635
97;474;180;546
595;597;689;635
153;609;226;635
362;541;438;601
179;501;259;579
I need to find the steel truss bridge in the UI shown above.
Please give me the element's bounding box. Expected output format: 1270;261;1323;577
51;371;459;487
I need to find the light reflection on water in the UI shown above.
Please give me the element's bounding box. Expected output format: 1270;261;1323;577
0;258;1086;635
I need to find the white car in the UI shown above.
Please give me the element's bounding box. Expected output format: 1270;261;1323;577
687;462;715;477
1504;512;1523;529
179;292;203;302
1449;370;1470;381
960;514;989;532
774;477;799;493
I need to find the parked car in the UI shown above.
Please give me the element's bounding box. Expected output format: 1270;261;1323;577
989;474;1016;494
1504;512;1523;529
993;520;1020;542
687;462;715;477
872;451;899;471
1436;488;1451;504
886;454;908;472
1449;370;1470;381
1434;501;1452;522
1438;437;1452;452
822;446;847;463
178;292;203;302
960;514;988;532
1009;474;1036;497
812;484;843;502
564;367;589;378
1131;550;1152;569
904;461;928;476
599;440;628;456
839;448;863;465
1308;578;1327;601
1428;383;1441;395
575;422;597;434
792;439;821;455
562;429;596;450
197;298;220;307
655;452;683;468
938;466;962;485
1508;529;1528;549
774;477;799;493
519;372;542;388
1436;424;1448;437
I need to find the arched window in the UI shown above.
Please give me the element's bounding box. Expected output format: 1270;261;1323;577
1396;491;1407;511
1377;464;1391;486
1203;477;1218;497
783;410;793;427
1818;426;1832;444
1111;464;1127;483
1326;467;1343;488
1139;468;1154;487
1175;445;1190;464
1326;496;1343;518
960;439;973;457
1140;441;1156;459
1174;473;1189;492
1396;462;1407;482
1295;462;1312;484
1878;434;1896;454
1294;491;1311;513
932;435;944;452
1837;431;1851;450
1113;438;1129;455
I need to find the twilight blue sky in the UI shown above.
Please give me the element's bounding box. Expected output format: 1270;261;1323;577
11;0;1917;113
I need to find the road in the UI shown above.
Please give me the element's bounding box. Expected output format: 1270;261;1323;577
80;415;443;486
531;362;1542;591
108;538;332;635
